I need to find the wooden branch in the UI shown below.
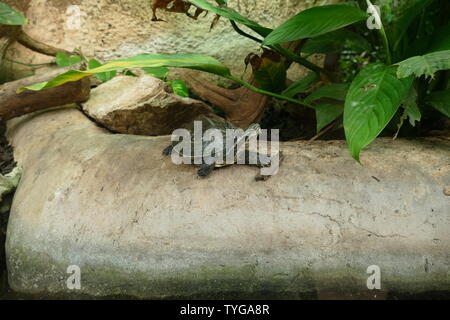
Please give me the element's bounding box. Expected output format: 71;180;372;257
182;40;313;128
1;25;73;57
185;73;269;128
0;68;90;121
17;29;73;57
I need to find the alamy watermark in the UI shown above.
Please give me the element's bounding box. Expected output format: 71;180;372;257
367;265;381;290
66;265;81;290
66;5;82;30
169;121;280;176
366;0;382;30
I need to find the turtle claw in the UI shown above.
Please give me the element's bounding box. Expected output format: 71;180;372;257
197;164;215;178
151;16;166;22
256;154;272;168
255;173;271;182
162;145;173;156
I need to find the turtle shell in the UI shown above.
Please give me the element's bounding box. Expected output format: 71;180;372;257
170;116;238;164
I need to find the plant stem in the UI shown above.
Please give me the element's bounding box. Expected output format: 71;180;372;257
380;25;392;65
3;58;54;67
226;75;315;109
227;19;326;75
229;21;262;43
272;44;325;75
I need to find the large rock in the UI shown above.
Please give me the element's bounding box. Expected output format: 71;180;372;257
5;107;450;299
4;0;336;81
82;75;212;135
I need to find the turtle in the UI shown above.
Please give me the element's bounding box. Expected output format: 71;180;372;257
162;116;274;178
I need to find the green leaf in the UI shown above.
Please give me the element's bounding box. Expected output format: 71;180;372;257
189;0;272;37
88;59;117;83
19;53;231;92
123;69;138;77
427;90;450;118
143;67;169;80
263;5;367;46
305;83;348;104
306;83;348;134
402;87;421;126
302;29;372;54
315;103;344;133
55;53;81;67
281;72;318;98
396;50;450;78
170;79;189;98
344;63;413;161
0;2;26;25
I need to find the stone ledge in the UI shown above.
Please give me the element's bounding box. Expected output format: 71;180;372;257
5;106;450;298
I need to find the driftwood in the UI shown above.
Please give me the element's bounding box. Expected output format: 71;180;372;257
183;41;307;129
1;25;73;57
185;74;269;128
0;68;90;121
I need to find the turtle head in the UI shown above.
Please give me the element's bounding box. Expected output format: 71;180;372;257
245;123;261;136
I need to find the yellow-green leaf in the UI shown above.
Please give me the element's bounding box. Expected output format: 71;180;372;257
18;53;231;92
170;79;189;97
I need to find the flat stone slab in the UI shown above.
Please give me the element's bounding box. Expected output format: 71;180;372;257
82;75;213;136
5;106;450;298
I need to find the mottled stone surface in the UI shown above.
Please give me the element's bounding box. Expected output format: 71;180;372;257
5;107;450;298
82;75;212;135
4;0;335;81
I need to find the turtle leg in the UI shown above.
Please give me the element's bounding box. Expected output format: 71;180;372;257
238;150;272;168
162;145;173;156
197;163;215;177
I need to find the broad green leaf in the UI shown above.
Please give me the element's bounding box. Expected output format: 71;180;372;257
55;53;81;67
344;63;413;161
143;67;169;80
427;90;450;118
281;72;318;98
315;102;344;133
88;59;117;83
402;87;421;126
263;5;367;46
306;83;348;133
19;53;231;92
302;29;372;54
189;0;272;37
251;51;287;93
0;2;26;25
396;50;450;78
170;79;189;97
305;83;348;104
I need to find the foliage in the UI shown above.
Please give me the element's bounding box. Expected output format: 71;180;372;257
344;63;413;161
263;5;368;46
88;58;117;83
55;53;82;67
0;2;26;25
19;0;450;161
